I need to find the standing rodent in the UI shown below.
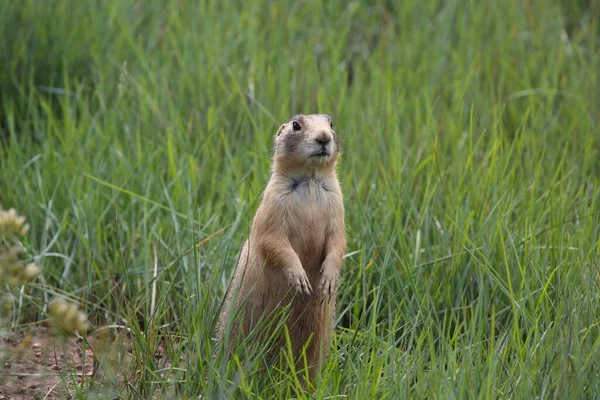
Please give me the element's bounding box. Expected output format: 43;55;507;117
216;113;346;382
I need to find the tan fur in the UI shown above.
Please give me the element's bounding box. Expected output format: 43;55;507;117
216;114;346;382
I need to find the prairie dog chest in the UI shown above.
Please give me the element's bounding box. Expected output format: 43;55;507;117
283;176;337;257
286;175;334;215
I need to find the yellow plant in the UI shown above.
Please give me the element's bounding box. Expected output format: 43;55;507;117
49;297;90;336
0;206;40;288
0;207;30;237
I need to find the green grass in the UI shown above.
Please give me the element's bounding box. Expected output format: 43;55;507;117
1;0;599;398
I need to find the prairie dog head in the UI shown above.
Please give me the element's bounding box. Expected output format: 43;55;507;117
273;114;341;171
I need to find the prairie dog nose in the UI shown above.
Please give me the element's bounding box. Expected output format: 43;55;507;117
314;131;332;145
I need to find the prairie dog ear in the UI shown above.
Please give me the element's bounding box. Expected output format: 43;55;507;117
276;124;286;137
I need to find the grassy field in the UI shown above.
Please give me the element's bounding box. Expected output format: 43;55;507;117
1;0;599;398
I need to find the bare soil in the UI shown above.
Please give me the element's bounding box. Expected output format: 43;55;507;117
0;327;117;400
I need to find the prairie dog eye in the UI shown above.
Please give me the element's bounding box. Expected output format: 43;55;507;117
292;121;301;131
330;121;333;129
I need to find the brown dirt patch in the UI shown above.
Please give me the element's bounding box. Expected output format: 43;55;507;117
0;326;178;399
1;327;114;399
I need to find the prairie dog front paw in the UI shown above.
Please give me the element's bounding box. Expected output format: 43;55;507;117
317;266;338;301
283;265;314;300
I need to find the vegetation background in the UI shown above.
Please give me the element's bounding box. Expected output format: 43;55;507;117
0;0;599;398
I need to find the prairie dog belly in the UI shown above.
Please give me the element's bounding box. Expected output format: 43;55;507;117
284;177;331;275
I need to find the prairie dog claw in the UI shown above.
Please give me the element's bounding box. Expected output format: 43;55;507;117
284;266;314;300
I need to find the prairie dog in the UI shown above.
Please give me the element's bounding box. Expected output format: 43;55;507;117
216;114;346;381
